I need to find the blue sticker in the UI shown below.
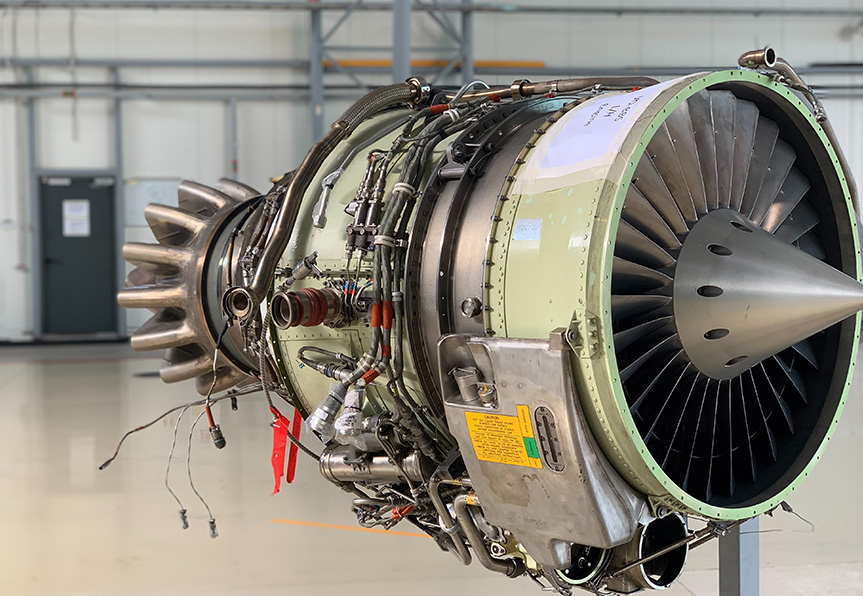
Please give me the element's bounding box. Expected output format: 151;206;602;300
513;218;542;241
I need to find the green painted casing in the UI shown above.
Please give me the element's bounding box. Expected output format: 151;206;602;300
491;70;860;520
271;109;451;423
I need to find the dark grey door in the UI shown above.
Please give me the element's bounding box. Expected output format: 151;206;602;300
40;176;117;336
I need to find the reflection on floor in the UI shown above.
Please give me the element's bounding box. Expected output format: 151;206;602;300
1;343;861;596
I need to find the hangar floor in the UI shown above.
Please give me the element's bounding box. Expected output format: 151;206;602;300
1;343;861;596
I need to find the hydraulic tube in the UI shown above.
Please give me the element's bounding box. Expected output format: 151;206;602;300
244;82;421;305
453;494;525;578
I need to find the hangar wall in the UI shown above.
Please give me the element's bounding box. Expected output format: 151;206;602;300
1;1;863;340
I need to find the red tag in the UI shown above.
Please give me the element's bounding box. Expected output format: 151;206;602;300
286;408;302;484
392;505;414;520
270;406;290;495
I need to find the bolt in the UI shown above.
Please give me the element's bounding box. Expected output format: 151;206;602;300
461;297;483;318
489;543;507;557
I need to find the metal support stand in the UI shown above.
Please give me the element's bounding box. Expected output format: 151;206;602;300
460;0;474;85
309;6;325;141
26;66;42;338
111;66;128;338
392;0;411;83
719;518;759;596
226;97;238;177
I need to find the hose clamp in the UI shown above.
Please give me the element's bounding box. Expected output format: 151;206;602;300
406;76;431;108
392;182;417;196
510;79;530;101
373;235;396;248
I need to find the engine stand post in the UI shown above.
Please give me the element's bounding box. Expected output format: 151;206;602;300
718;517;759;596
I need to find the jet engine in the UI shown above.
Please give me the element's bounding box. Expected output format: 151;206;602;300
118;48;863;593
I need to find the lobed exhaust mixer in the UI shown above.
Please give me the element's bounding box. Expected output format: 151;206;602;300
116;49;863;593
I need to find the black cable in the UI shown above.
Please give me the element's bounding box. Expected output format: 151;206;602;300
98;386;262;470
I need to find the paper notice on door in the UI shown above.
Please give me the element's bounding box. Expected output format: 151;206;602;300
62;199;91;237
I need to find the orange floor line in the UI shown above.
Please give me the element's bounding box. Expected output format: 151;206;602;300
270;517;431;539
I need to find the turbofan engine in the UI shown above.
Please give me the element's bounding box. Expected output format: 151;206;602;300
118;48;863;593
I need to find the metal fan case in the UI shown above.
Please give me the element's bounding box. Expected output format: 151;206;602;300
493;70;860;520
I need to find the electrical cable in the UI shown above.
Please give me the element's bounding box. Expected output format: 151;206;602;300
165;403;193;529
204;322;230;448
98;385;262;470
186;408;218;538
448;80;490;106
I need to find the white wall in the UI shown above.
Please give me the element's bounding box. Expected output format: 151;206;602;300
2;1;863;340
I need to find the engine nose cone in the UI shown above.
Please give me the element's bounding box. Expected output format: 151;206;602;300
674;208;863;379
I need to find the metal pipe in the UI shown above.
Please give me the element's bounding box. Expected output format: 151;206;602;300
453;494;525;578
448;75;660;102
245;82;417;304
610;523;710;578
313;115;411;229
738;47;858;212
319;445;425;484
428;475;471;565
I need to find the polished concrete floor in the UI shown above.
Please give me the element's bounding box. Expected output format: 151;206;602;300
1;342;861;596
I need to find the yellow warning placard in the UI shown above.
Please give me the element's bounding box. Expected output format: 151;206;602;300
465;408;542;469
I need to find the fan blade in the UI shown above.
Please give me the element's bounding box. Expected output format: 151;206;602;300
626;346;683;407
688;90;720;210
705;381;722;502
647;122;698;223
613;316;674;351
683;380;713;491
757;362;796;434
612;257;673;294
737;375;757;483
750;139;796;226
791;338;820;369
741;117;780;217
796;232;827;260
645;363;693;443
726;380;735;496
661;372;701;468
664;102;708;214
634;156;689;234
622;185;682;250
762;168;810;233
730;100;759;211
747;369;778;461
620;338;680;385
711;91;737;209
611;295;673;324
615;219;676;269
772;354;809;404
775;200;820;243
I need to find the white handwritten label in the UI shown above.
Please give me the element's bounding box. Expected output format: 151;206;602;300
513;218;543;241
